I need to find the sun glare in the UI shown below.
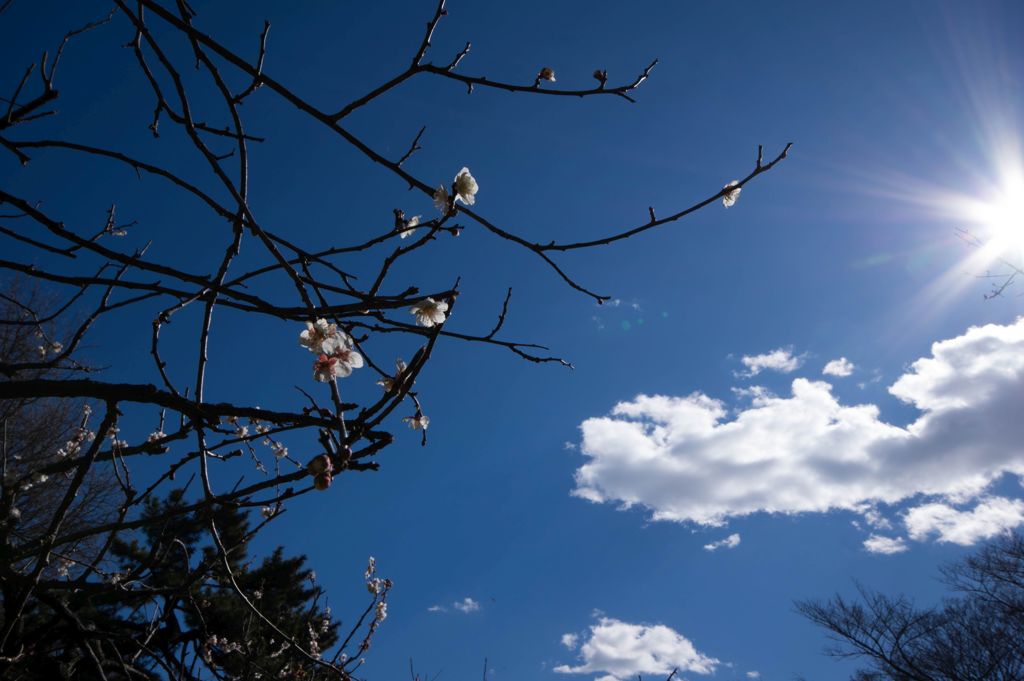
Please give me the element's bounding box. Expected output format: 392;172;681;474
971;176;1024;257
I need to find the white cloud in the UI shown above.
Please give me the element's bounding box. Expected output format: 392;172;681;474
561;633;579;650
823;357;855;377
905;497;1024;545
736;347;804;378
746;673;761;680
429;597;482;614
573;319;1024;536
863;534;908;554
731;385;773;401
554;617;718;680
453;597;481;613
703;533;741;551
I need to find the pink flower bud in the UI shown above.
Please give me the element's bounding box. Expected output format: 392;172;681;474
314;472;333;491
307;454;333;477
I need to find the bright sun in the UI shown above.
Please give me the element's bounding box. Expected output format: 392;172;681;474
951;164;1024;266
973;179;1024;254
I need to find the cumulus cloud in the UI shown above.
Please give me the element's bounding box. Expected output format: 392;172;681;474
561;633;579;650
863;534;908;554
861;507;893;530
746;673;761;680
823;357;855;377
703;533;741;551
905;497;1024;545
453;597;481;613
573;319;1024;536
737;347;803;378
554;617;718;680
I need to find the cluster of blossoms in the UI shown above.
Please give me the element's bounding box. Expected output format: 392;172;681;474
106;424;128;449
201;634;244;665
410;298;447;328
300;318;363;382
432;166;478;216
36;340;62;358
146;430;166;443
363;556;391;630
221;415;249;438
364;555;393;595
307;454;333;491
16;470;50;493
57;405;95;458
722;180;741;207
56;558;73;578
306;622;322;659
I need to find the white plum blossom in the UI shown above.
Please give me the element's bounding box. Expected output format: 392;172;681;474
147;430;166;443
403;414;430;430
433;185;450;215
271;442;288;459
305;321;363;382
299;318;348;355
377;358;408;391
453;167;478;206
375;601;388;622
722;180;741;208
538;67;556;82
398;215;422;239
410;298;448;327
313;345;364;382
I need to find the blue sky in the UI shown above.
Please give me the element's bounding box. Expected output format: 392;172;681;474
3;0;1024;679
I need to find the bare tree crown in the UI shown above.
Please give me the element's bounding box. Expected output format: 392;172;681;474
0;1;789;677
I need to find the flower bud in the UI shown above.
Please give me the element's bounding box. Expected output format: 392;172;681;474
307;454;333;477
314;472;333;491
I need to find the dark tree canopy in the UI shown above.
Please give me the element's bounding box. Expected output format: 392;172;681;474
798;532;1024;681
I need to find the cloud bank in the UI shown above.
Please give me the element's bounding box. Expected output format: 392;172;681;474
555;617;718;680
573;319;1024;540
905;497;1024;545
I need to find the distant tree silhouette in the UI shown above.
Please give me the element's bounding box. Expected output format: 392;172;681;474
798;532;1024;681
6;488;350;679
